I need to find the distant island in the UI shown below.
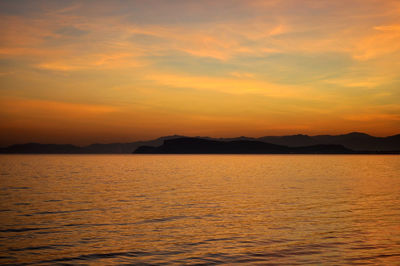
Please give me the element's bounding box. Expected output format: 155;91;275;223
134;137;355;154
1;132;399;154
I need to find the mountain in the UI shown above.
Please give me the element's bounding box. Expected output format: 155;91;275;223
80;135;185;153
0;135;185;154
1;133;399;154
256;132;400;151
0;143;82;154
311;132;400;151
258;134;317;147
134;137;353;154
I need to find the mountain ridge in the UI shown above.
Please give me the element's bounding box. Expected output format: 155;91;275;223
1;132;399;154
134;137;354;154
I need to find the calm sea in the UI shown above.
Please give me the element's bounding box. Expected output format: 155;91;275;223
0;155;399;265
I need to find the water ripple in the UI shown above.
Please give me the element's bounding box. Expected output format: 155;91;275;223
0;154;399;265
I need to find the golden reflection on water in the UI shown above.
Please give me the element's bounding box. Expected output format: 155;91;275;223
0;155;399;264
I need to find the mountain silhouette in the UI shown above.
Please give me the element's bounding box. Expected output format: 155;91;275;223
230;132;400;151
0;135;184;154
134;137;353;154
0;143;82;154
311;132;399;151
258;134;317;147
1;132;399;154
79;135;185;153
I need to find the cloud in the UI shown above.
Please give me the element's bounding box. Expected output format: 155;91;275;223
344;113;400;122
2;1;398;65
323;76;387;89
0;97;119;120
352;24;400;61
0;0;399;143
144;72;314;99
230;72;255;78
0;71;15;76
54;26;88;37
35;52;145;71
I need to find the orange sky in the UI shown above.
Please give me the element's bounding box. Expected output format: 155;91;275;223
1;0;399;145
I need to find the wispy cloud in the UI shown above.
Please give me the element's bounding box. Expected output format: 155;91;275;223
0;0;399;143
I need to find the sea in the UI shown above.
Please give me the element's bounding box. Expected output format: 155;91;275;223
0;155;399;265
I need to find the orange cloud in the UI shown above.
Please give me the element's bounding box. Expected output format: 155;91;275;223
0;97;119;120
0;0;399;145
144;72;317;99
353;24;400;60
344;114;400;122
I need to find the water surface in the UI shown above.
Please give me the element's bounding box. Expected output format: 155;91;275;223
0;155;399;264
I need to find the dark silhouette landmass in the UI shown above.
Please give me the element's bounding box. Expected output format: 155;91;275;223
0;132;399;154
260;132;400;151
0;143;82;154
134;138;354;154
0;135;184;154
75;135;184;154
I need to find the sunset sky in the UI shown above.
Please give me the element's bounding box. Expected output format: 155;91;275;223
1;0;399;146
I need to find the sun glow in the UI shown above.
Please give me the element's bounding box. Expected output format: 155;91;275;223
0;0;399;145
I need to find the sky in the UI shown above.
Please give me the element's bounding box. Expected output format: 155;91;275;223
1;0;399;146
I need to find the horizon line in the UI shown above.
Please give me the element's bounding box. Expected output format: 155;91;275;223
2;131;400;148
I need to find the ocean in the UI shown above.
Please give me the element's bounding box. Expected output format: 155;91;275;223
1;155;399;265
